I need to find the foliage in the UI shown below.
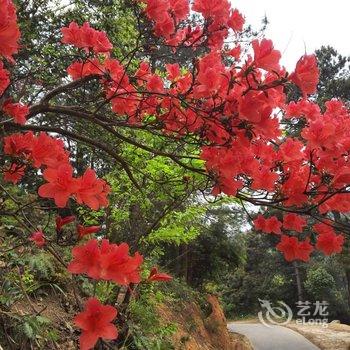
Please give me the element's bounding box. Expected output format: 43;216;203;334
128;285;178;350
304;265;335;299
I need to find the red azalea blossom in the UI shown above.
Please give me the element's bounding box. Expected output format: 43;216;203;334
282;213;307;233
77;225;100;239
252;39;281;71
145;0;169;21
148;267;173;282
169;0;189;21
316;231;344;255
193;0;230;20
0;0;21;62
61;22;112;53
31;132;69;168
29;231;45;248
3;131;34;156
68;239;101;279
38;163;79;208
289;54;319;96
0;61;10;94
296;239;314;262
276;235;313;262
3;163;25;183
277;235;298;261
68;239;143;285
228;9;244;32
2;99;29;125
313;222;334;235
74;297;118;350
227;45;241;59
75;168;110;210
67;59;103;80
253;215;282;235
98;240;143;285
166;63;180;81
56;215;75;231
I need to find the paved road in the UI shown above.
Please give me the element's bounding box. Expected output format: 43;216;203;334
228;323;320;350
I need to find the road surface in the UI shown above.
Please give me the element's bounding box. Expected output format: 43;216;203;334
228;323;320;350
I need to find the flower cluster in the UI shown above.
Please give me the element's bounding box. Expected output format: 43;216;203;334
2;99;29;125
61;22;113;53
0;0;20;62
0;0;27;121
0;61;10;95
3;132;110;209
276;236;314;262
254;214;345;261
74;298;118;350
68;239;143;285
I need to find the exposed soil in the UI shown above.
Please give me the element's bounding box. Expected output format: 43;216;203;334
4;293;78;349
157;295;252;350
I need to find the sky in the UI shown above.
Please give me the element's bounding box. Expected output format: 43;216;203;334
233;0;350;70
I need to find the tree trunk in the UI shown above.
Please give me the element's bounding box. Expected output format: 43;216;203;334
345;269;350;308
293;261;303;301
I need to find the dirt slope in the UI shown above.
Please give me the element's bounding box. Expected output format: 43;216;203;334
158;295;252;350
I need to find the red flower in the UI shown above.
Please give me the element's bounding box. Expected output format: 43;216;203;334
31;132;69;168
253;215;281;235
3;163;25;184
169;0;189;21
316;231;344;255
61;22;112;53
282;213;307;233
228;9;244;32
68;239;143;285
148;267;173;282
2;100;29;125
0;62;10;94
295;239;313;262
154;13;175;38
77;225;100;239
289;54;319;96
56;215;75;231
238;90;272;123
313;222;334;235
67;60;103;80
193;0;230;20
68;239;101;279
276;235;313;262
98;241;143;285
75;168;110;210
3;132;34;156
227;45;241;60
29;231;45;248
252;39;281;71
145;0;169;21
135;61;151;85
74;298;118;350
253;214;266;231
146;74;165;93
38;164;79;208
0;0;21;62
166;63;180;81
